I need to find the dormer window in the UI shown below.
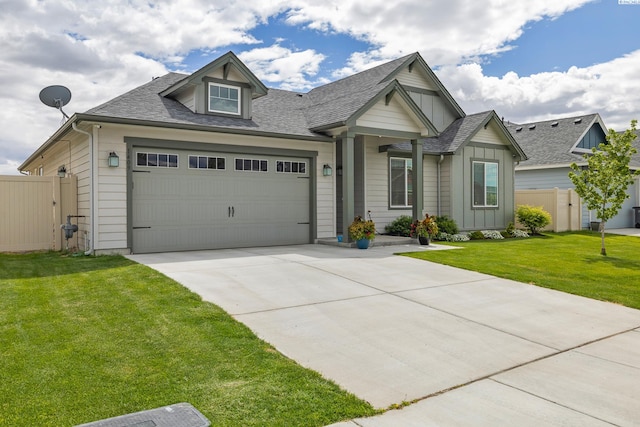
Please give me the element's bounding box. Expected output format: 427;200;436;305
208;82;240;115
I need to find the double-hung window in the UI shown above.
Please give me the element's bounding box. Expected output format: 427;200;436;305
390;157;413;207
473;161;498;207
208;83;240;115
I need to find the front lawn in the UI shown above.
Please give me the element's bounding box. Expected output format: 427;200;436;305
402;232;640;310
0;253;375;427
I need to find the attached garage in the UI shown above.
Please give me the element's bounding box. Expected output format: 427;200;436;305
128;139;315;253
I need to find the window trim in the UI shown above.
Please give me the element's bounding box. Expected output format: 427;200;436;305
207;82;241;116
472;160;499;208
389;156;413;208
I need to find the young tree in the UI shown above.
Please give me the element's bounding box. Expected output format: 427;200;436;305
569;120;639;256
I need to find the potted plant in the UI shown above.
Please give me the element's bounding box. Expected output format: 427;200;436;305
411;214;439;245
348;216;376;249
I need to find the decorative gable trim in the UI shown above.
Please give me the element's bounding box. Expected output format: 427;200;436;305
160;51;268;99
381;52;466;118
458;111;528;160
348;80;439;137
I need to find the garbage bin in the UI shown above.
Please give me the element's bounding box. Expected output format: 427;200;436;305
634;207;640;229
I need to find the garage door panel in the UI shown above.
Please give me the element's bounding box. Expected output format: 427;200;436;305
132;148;311;253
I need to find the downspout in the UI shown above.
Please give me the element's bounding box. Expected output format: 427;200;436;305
437;154;444;216
71;122;95;255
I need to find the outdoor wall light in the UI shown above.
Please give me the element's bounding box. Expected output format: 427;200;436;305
107;151;119;167
323;164;333;176
57;165;66;177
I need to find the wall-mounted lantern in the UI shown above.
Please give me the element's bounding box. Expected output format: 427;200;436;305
57;165;66;178
322;164;333;176
107;151;119;167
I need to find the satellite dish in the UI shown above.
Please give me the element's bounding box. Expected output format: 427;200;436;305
39;85;71;120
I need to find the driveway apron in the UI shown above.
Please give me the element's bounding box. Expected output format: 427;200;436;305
127;244;640;426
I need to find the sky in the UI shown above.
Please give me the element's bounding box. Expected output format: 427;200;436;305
1;0;639;175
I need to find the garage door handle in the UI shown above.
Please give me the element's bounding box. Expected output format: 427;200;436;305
232;206;235;217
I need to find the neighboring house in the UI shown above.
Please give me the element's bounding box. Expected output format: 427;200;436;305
20;51;526;254
509;114;640;229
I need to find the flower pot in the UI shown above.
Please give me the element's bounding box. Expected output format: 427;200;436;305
356;238;370;249
418;236;430;245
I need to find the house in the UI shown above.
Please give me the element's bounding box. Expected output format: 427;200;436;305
19;51;526;254
508;114;640;229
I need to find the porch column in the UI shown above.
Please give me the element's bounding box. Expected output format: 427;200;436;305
342;132;355;241
411;139;423;221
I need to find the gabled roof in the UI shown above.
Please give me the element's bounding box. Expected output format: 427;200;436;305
160;51;268;98
382;111;527;159
304;52;463;132
506;114;604;168
305;79;438;136
380;53;465;118
84;73;323;139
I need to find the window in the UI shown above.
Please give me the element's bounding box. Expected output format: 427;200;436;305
276;160;307;174
473;161;498;207
208;83;240;115
188;155;225;170
136;152;178;168
235;158;267;172
389;157;412;207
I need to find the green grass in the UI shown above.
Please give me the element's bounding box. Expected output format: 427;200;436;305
0;252;375;426
402;232;640;310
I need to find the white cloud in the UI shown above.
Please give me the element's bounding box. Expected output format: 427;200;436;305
437;49;640;130
286;0;593;74
238;45;328;91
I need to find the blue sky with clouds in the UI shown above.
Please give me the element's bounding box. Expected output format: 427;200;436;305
1;0;639;174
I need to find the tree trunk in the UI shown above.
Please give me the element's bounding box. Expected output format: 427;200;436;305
600;220;607;256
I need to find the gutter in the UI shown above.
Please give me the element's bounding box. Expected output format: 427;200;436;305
71;122;95;256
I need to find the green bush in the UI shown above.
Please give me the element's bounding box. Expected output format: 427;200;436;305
384;215;413;236
516;205;552;235
434;215;458;235
469;231;485;240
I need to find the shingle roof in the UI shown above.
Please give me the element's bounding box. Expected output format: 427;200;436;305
506;114;601;167
384;111;519;155
85;73;323;139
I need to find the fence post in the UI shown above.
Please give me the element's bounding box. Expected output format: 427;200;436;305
53;176;62;251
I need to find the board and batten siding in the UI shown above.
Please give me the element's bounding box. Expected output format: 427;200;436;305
450;143;516;231
356;97;422;134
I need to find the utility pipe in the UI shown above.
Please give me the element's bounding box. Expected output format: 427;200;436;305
71;122;95;255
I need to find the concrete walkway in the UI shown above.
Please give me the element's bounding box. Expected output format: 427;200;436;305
127;243;640;426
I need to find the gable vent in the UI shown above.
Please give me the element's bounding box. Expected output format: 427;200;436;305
551;121;559;127
574;118;582;124
515;126;523;132
529;124;536;130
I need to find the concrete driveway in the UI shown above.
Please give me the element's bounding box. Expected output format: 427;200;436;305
127;243;640;426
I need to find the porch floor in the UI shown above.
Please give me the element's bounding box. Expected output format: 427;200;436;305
317;234;417;248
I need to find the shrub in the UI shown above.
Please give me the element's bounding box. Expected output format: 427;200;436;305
516;205;552;235
384;215;413;236
448;233;470;242
505;222;515;235
469;231;485;240
511;229;530;238
434;215;458;235
481;230;504;240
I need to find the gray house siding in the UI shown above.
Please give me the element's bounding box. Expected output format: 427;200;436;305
451;143;515;231
515;168;574;190
408;90;457;132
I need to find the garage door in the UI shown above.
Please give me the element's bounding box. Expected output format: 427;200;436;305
131;148;311;253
